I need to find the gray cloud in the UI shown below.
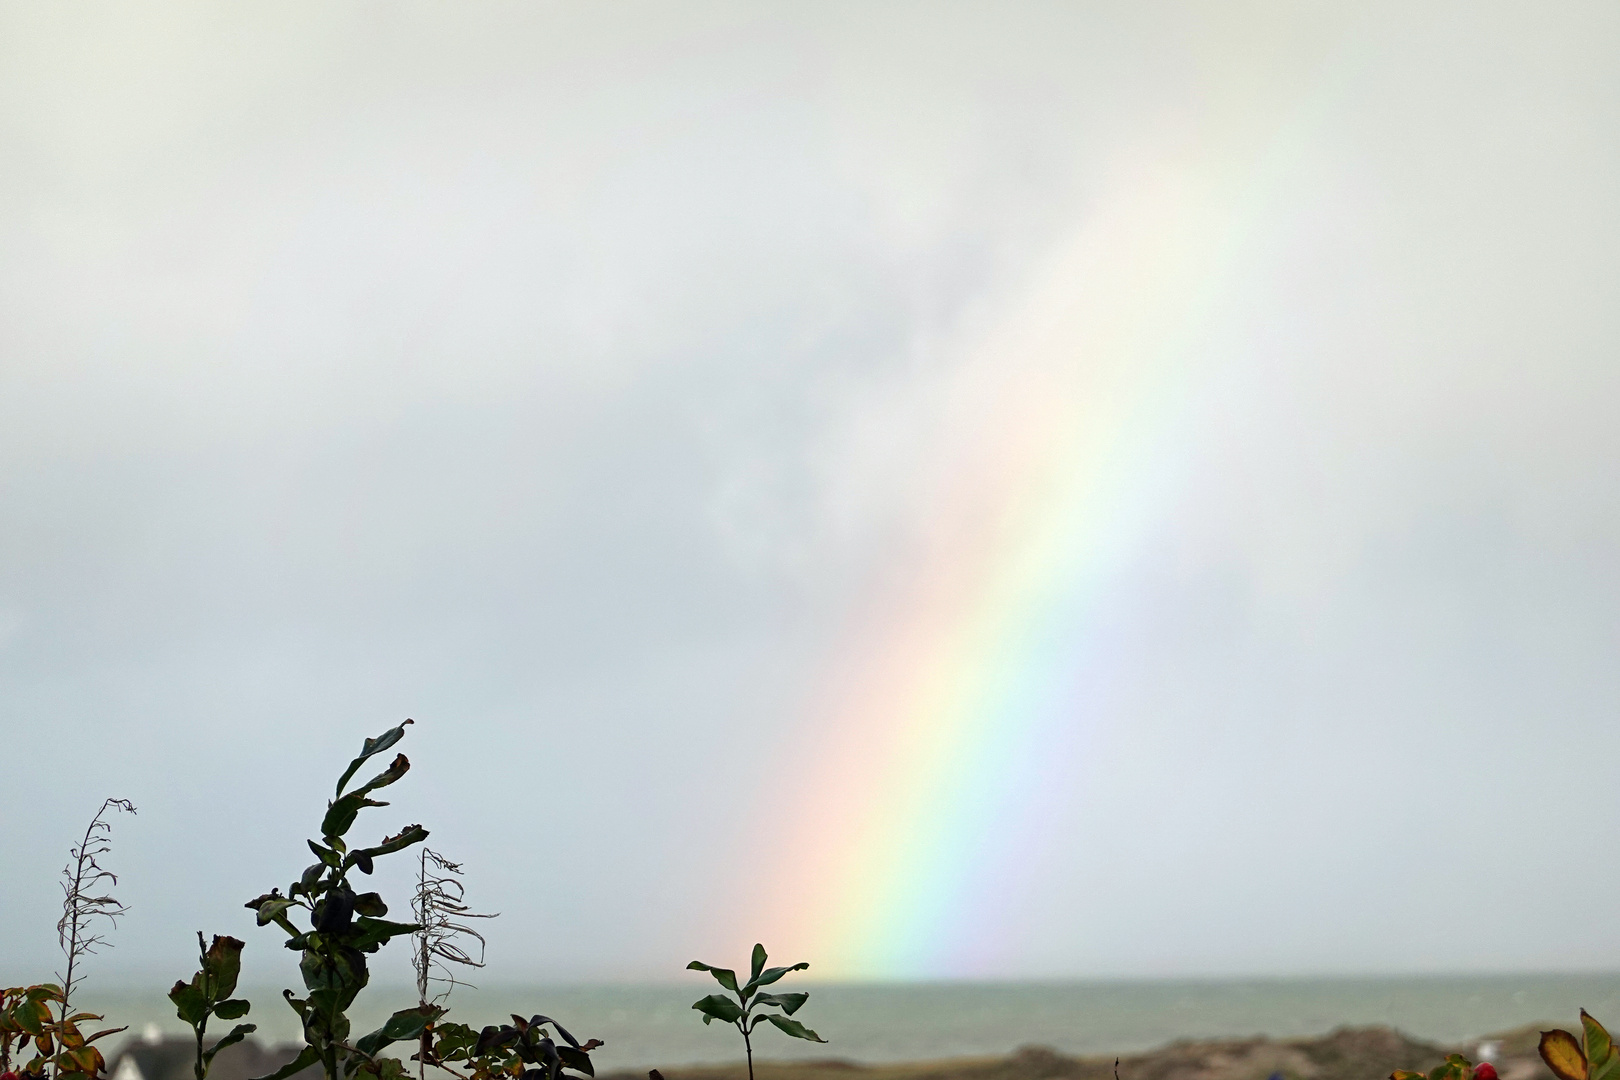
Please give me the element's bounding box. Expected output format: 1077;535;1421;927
2;2;1618;984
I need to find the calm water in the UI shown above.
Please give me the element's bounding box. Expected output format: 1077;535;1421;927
80;975;1620;1072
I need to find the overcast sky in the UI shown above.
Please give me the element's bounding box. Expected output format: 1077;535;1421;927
2;2;1619;988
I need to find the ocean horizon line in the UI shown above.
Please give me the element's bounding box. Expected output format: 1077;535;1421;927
72;968;1620;991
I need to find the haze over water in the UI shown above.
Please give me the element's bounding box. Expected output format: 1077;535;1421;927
80;977;1620;1070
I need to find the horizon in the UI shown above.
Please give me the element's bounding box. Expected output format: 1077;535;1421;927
67;969;1620;991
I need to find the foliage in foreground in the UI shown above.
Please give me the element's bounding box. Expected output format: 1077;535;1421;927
1537;1010;1620;1080
0;985;56;1074
689;944;824;1080
244;720;438;1080
1390;1053;1496;1080
169;933;256;1080
1392;1008;1620;1080
34;797;139;1080
1;981;126;1080
423;1014;601;1080
0;799;136;1080
14;719;842;1080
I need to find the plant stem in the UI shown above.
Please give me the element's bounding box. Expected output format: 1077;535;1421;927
195;933;210;1080
55;816;97;1080
60;824;91;1005
742;1025;754;1080
421;848;434;1080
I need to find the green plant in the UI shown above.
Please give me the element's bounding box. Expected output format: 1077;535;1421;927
1537;1010;1620;1080
2;985;64;1075
424;1015;601;1080
1390;1054;1490;1080
1;984;125;1080
169;934;256;1080
687;944;824;1080
245;720;438;1080
1398;1010;1620;1080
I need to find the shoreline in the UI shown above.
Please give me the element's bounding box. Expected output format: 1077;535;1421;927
108;1022;1560;1080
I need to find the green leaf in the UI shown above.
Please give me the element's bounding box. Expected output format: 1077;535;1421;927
15;997;51;1035
59;1045;105;1077
691;995;744;1025
334;720;413;798
528;1016;582;1049
214;999;252;1021
169;980;207;1026
352;892;388;918
556;1047;595;1076
204;935;247;1000
321;795;386;841
356;825;429;861
306;986;346;1025
746;962;808;992
355;1005;443;1058
1427;1057;1473;1080
1587;1015;1618;1079
474;1024;519;1056
354;753;412;798
762;1015;824;1043
753;992;808;1016
348;916;421;952
430;1021;480;1061
255;899;298;928
750;945;767;983
352;1057;409;1080
308;840;341;868
686;962;739;993
203;1024;256;1067
252;1044;321;1080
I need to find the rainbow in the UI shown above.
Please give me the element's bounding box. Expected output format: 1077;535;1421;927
754;93;1337;978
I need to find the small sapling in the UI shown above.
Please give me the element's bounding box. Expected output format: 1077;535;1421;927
688;944;824;1080
169;933;256;1080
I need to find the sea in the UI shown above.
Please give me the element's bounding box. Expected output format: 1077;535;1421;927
77;976;1620;1073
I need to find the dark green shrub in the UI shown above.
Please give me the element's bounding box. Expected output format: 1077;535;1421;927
424;1015;601;1080
244;721;438;1080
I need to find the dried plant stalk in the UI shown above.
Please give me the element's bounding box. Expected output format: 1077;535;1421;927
412;848;496;1003
412;848;496;1079
56;798;136;1017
